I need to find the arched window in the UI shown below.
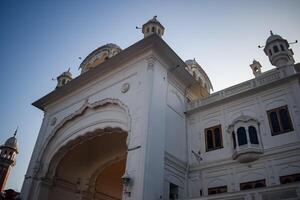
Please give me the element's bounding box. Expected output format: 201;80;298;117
269;49;272;56
273;45;279;53
62;79;66;85
158;29;161;34
232;131;236;149
152;27;156;33
146;27;150;33
237;127;247;146
280;44;285;51
248;126;259;144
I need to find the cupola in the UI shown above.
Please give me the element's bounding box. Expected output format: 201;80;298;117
250;60;262;77
56;69;72;89
142;16;165;38
263;31;295;68
0;129;18;166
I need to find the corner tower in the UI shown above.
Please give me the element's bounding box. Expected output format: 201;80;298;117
0;129;18;191
263;31;295;67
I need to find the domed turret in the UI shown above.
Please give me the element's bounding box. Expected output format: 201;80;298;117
79;43;122;74
142;16;165;38
0;129;19;191
56;68;72;89
263;31;295;67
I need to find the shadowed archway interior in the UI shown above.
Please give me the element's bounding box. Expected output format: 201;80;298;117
48;130;128;200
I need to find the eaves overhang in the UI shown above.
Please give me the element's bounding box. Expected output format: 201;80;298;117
32;34;197;111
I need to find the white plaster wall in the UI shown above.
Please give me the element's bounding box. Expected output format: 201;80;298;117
165;82;187;162
21;52;155;200
187;79;300;198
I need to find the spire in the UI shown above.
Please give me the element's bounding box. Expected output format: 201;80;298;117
270;30;273;36
13;126;18;137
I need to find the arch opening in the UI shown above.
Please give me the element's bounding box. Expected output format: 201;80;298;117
47;130;128;200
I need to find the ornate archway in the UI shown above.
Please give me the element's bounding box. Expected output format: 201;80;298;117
32;99;131;200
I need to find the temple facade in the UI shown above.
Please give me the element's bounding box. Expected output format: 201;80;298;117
21;17;300;200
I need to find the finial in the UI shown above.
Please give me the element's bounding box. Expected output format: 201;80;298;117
14;126;18;137
67;67;70;72
270;30;273;36
153;15;157;20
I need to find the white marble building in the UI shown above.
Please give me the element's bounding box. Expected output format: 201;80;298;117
21;17;300;200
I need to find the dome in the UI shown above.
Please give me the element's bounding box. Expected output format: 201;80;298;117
59;70;72;78
185;59;213;91
79;43;122;74
1;136;18;153
265;31;284;45
143;16;164;29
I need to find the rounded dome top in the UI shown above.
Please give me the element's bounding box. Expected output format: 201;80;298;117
2;136;18;153
185;59;213;91
265;31;284;45
79;43;122;74
142;16;164;29
61;71;72;77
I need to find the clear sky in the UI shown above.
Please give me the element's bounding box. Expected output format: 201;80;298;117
0;0;299;191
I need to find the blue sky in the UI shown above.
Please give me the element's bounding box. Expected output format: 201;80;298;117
0;0;299;191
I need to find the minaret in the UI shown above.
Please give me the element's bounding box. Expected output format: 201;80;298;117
0;129;18;191
263;31;295;67
56;68;72;89
142;16;165;38
250;59;262;77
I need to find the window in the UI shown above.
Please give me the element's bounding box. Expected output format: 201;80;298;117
152;27;156;33
237;127;247;146
267;105;293;135
240;179;266;190
146;27;150;33
273;45;279;53
158;29;161;34
280;173;300;184
169;183;179;200
208;186;227;195
248;126;259;144
205;125;223;151
269;49;272;56
280;44;285;51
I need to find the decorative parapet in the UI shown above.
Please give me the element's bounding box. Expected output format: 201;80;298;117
187;65;298;112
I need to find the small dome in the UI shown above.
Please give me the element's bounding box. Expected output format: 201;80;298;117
185;59;213;91
266;31;284;44
59;70;72;78
79;43;122;74
2;136;18;153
